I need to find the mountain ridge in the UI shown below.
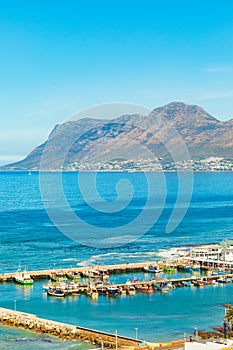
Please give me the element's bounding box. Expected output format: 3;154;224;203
2;102;233;171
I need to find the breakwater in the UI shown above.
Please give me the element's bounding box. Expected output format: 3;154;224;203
0;307;141;348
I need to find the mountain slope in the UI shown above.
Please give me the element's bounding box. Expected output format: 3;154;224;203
2;102;233;170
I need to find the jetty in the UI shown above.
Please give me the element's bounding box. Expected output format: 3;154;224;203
0;261;163;282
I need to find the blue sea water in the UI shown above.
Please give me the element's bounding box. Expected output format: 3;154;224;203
0;172;233;345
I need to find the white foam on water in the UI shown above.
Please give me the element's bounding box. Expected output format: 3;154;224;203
77;250;160;267
62;258;79;262
157;247;190;260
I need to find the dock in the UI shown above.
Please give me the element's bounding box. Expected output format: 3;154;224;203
0;261;166;282
0;260;231;348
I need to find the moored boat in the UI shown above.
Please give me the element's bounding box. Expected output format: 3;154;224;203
162;266;175;273
50;272;68;283
218;277;232;284
185;265;192;272
193;280;204;287
106;285;119;296
47;289;65;297
192;264;201;272
14;267;33;285
126;285;136;295
135;283;153;293
182;281;194;287
86;287;98;299
143;265;162;273
43;283;55;291
66;271;81;281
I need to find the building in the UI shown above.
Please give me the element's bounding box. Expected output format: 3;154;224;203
185;339;233;349
189;241;233;266
190;245;223;261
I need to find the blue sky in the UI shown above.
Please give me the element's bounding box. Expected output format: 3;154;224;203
1;0;233;164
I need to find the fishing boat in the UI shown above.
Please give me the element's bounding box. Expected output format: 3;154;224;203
86;287;98;299
218;277;232;284
182;281;194;287
47;289;65;297
14;266;33;285
185;265;192;272
162;266;175;273
126;285;136;295
151;281;160;290
160;283;171;293
215;268;226;275
119;287;127;295
193;280;204;287
55;282;67;290
106;285;119;296
135;283;153;293
143;265;162;273
211;279;218;285
200;277;211;285
161;286;170;293
192;264;201;272
98;287;107;295
66;281;77;289
42;283;55;291
50;272;68;283
206;269;214;276
66;271;81;281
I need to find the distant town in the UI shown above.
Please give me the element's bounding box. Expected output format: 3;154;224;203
63;156;233;172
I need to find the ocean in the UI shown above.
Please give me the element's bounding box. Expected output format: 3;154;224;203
0;172;233;346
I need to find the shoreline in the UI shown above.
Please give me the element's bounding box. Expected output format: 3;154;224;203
0;170;233;173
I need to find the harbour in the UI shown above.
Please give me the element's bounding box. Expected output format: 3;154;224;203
0;172;233;347
1;257;233;348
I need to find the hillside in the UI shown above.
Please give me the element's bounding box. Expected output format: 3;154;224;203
2;102;233;171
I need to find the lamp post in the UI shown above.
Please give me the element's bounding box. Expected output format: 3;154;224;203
135;328;138;340
115;330;118;350
194;327;198;338
223;320;228;339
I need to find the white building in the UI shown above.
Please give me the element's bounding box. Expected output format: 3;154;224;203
185;339;233;349
222;245;233;261
190;245;223;261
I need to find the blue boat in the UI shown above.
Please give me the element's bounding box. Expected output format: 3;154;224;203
182;281;194;287
143;265;162;273
185;265;192;272
106;285;119;296
192;264;201;272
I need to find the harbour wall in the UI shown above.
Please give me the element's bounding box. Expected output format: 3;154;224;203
0;261;161;282
0;260;232;284
0;307;141;348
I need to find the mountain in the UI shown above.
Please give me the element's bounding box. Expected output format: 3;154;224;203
2;102;233;171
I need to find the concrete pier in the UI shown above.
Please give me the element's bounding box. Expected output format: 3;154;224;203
0;261;166;282
0;307;141;348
